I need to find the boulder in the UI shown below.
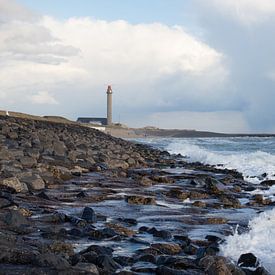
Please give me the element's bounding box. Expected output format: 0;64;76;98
4;210;30;227
108;159;129;169
81;207;97;223
0;177;28;193
21;174;45;190
18;156;37;168
35;253;71;270
74;262;99;274
237;253;258;268
52;140;67;157
151;243;182;255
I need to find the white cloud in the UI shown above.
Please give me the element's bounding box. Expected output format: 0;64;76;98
29;91;58;105
206;0;275;25
0;0;228;124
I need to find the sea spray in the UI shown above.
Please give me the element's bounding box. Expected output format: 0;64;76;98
220;208;275;274
165;137;275;184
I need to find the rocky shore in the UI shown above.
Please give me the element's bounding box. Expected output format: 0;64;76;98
0;115;273;274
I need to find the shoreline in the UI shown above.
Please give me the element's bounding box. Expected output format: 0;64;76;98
0;115;273;274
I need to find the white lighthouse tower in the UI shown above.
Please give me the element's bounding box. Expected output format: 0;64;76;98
106;85;113;126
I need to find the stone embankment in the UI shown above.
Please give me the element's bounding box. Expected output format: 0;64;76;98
0;115;272;274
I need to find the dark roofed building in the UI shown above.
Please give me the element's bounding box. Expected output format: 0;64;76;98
77;117;107;125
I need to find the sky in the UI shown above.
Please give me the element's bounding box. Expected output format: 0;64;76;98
1;0;275;133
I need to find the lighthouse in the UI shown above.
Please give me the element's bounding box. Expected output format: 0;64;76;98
106;85;113;126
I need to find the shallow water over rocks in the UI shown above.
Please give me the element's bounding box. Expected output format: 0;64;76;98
7;164;272;274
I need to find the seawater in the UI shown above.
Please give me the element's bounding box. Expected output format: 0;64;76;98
134;136;275;273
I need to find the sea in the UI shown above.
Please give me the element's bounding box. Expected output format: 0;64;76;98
135;136;275;273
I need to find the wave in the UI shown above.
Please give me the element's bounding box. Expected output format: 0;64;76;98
220;208;275;274
166;140;275;183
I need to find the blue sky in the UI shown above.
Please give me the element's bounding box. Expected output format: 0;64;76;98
1;0;275;133
17;0;193;25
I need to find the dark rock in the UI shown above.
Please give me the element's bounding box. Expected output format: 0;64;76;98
131;262;156;273
113;255;134;266
73;262;99;274
174;235;191;246
260;180;275;186
35;253;71;270
81;207;97;223
118;218;138;225
4;210;30;227
37;191;50;200
79;245;113;256
205;235;222;243
0;246;38;265
0;198;12;209
135;254;156;264
237;253;258;268
151;228;172;240
96;255;122;272
156;266;191;275
76;191;88;198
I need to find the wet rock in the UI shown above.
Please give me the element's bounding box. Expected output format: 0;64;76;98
190;191;209;200
148;228;172;239
237;253;258;268
37;191;51;200
4;210;30;228
192;201;206;208
174;235;191;246
118;218;138;225
156;266;191;275
151;243;182;255
131;262;156;273
35;253;71;270
206;217;228;224
49;241;74;256
76;191;88;198
106;223;136;237
73;262;99;274
260;180;275;186
0;246;38;265
139;176;153;186
96;255;122;273
220;194;241;208
205;177;226;194
206;258;232;275
135;254;156;264
205;235;222;243
0;177;28;193
126;195;156;205
79;245;113;256
81;207;97;223
88;228;117;240
166;188;189;200
0;197;13;208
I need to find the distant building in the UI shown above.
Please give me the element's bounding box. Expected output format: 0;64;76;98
77;85;113;126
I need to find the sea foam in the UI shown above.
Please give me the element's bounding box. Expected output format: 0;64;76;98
220;208;275;274
166;139;275;184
